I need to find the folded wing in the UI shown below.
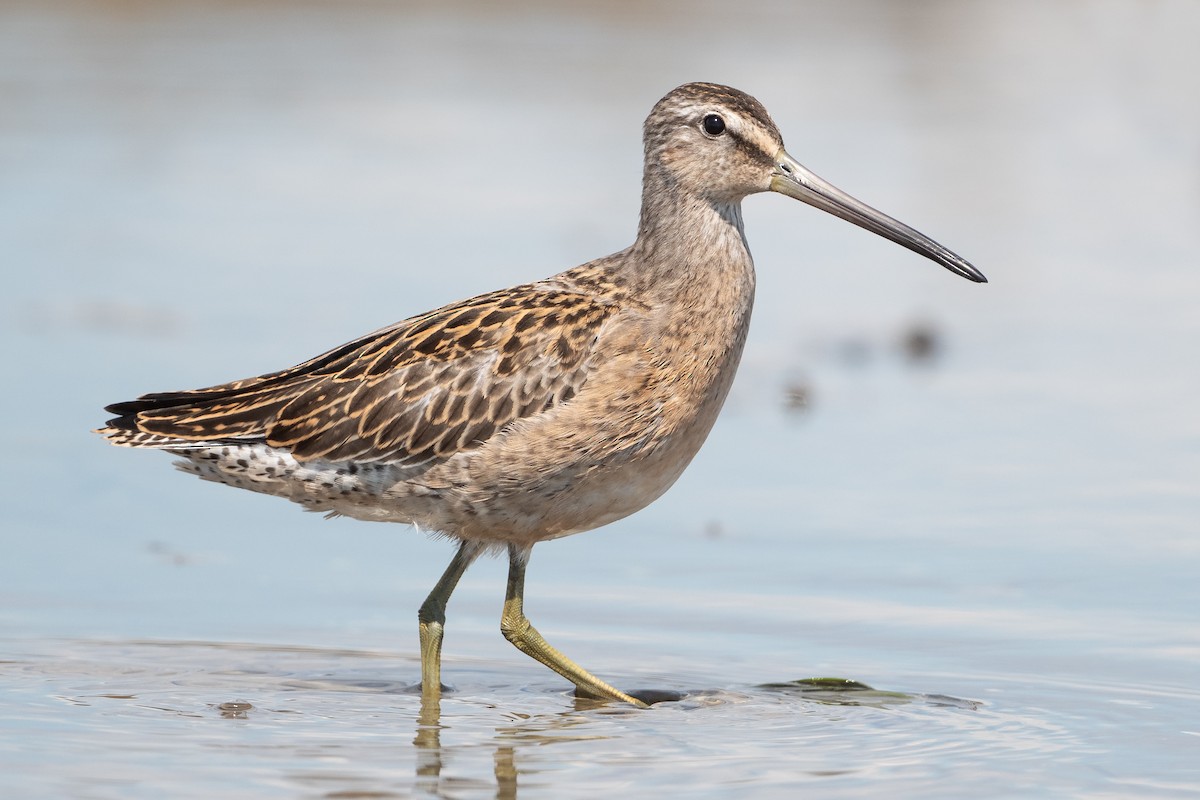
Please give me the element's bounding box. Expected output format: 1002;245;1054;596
101;286;616;466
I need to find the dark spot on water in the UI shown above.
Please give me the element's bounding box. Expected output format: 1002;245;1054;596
758;678;907;707
901;321;941;363
571;687;686;707
758;678;980;710
782;378;812;413
215;700;253;719
627;688;687;705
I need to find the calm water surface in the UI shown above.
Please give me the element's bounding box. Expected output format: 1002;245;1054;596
2;1;1198;797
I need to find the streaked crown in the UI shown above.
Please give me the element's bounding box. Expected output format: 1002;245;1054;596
643;82;786;202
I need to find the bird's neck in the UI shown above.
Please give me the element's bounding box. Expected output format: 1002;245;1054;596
626;172;756;307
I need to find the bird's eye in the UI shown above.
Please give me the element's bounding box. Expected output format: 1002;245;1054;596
702;114;726;136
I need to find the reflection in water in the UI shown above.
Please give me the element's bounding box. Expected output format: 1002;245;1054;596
413;694;447;796
493;745;518;799
411;689;666;798
411;659;689;796
413;693;523;800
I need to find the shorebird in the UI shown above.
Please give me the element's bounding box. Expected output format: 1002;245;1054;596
98;82;985;708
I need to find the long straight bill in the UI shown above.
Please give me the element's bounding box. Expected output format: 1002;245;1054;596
770;149;987;283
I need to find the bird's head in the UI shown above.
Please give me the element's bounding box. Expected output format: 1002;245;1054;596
643;82;986;283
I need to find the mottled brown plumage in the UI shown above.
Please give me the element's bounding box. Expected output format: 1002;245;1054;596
98;82;984;706
104;286;614;466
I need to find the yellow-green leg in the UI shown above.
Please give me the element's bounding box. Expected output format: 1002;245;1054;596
500;544;648;708
418;540;483;699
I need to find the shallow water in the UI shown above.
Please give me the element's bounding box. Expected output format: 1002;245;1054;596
7;635;1198;798
3;0;1199;797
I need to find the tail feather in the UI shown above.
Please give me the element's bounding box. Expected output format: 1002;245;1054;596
99;374;316;445
95;424;260;450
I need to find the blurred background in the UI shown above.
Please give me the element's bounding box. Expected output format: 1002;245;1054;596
2;1;1198;797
